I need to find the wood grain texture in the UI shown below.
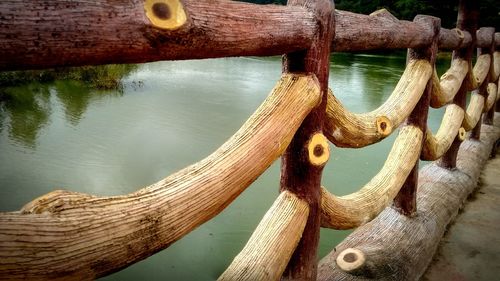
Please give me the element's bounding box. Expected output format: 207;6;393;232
320;125;423;230
494;51;500;81
485;83;497;112
317;114;500;281
497;82;500;103
324;60;432;148
439;28;470;50
463;91;485;131
476;27;495;48
0;74;321;280
281;0;335;279
332;9;430;52
0;0;482;72
393;15;440;217
218;191;308;281
439;0;479;169
431;58;469;108
0;0;317;70
472;33;495;136
422;104;465;160
332;10;472;51
473;54;492;86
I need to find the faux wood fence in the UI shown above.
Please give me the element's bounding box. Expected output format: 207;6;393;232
0;0;499;280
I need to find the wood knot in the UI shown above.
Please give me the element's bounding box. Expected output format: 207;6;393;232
458;127;466;141
308;133;329;167
152;2;171;20
453;28;465;40
376;116;392;137
343;252;358;262
336;248;366;273
145;0;187;30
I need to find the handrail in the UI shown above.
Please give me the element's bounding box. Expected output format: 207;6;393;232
320;125;423;229
1;2;499;71
323;60;432;148
0;0;317;70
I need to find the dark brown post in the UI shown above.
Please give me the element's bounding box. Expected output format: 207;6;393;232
472;27;495;135
482;28;497;125
393;15;440;216
439;0;479;169
280;0;335;280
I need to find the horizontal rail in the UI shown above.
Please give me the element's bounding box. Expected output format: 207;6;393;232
333;9;474;52
332;9;432;51
0;1;499;71
421;105;465;161
0;0;316;70
323;59;432;148
476;27;496;48
218;191;308;281
320;125;423;229
0;74;321;280
439;27;472;50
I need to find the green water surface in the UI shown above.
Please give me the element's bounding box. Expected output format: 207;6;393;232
0;53;450;280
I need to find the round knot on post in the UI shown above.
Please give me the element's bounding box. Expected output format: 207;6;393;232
458;127;466;141
453;28;465;40
308;133;330;167
376;116;392;137
336;248;366;273
145;0;187;30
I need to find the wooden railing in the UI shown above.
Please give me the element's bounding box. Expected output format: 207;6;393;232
0;0;499;280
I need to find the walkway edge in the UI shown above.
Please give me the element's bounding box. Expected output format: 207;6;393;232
317;114;500;281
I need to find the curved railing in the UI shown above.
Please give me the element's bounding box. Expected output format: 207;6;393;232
0;0;499;280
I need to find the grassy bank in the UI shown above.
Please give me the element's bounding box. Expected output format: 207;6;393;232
0;64;138;90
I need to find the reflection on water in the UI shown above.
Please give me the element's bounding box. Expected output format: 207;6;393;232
0;53;449;280
54;80;122;126
0;84;51;148
0;81;124;148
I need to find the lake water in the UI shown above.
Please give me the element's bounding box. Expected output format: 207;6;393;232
0;53;450;280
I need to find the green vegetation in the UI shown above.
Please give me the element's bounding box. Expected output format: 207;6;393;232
0;64;137;147
0;64;137;90
239;0;499;30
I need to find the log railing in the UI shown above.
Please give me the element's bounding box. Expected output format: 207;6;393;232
0;0;499;280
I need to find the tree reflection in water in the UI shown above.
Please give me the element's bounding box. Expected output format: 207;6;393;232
0;84;51;148
0;65;137;148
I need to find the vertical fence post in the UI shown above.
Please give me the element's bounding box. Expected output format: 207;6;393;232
472;27;495;135
496;33;500;114
280;0;334;280
393;15;440;216
482;28;497;125
496;33;500;115
439;0;479;169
